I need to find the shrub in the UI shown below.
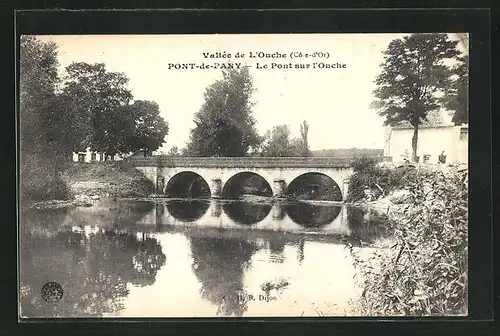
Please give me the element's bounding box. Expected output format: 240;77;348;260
20;153;73;204
350;156;378;174
347;169;468;316
347;156;434;202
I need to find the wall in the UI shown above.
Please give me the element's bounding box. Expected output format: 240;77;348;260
387;125;468;164
452;125;468;164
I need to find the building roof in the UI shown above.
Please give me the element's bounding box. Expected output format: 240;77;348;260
391;123;468;130
391;124;454;130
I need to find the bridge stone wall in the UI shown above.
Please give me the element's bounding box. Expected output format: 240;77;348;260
130;156;391;201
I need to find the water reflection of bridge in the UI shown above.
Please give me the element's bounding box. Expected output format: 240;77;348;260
20;200;391;318
139;200;351;236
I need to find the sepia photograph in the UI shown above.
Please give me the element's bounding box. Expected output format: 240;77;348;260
18;33;469;318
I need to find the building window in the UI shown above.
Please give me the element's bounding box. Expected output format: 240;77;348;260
460;127;468;140
78;154;85;163
423;154;431;163
91;152;97;162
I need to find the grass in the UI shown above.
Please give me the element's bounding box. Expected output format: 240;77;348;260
62;161;155;198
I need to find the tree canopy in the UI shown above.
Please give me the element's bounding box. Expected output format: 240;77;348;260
60;62;169;156
259;122;311;157
123;100;169;156
20;36;61;152
185;67;260;156
19;36;170;201
372;33;460;161
20;36;72;201
260;125;300;157
299;120;311;157
444;55;468;125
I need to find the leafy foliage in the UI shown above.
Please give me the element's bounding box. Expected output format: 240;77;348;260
61;62;133;154
122;100;169;155
167;146;181;156
443;56;469;125
372;33;460;161
19;36;73;203
185;67;261;156
20;36;169;202
347;169;468;316
346;156;432;202
299;120;311;157
260;125;300;157
62;64;169;156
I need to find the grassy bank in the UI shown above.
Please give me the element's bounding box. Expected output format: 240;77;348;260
346;166;468;316
62;161;155;198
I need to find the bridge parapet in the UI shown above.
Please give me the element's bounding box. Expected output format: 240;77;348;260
127;156;392;168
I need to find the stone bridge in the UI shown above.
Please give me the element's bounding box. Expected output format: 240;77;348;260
128;156;391;201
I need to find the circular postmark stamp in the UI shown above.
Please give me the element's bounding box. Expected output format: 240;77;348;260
41;281;63;303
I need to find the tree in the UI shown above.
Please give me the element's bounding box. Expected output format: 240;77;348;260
185;67;261;156
126;100;169;156
62;62;133;155
167;146;180;156
444;55;468;125
299;120;311;156
261;125;302;157
19;36;73;202
372;33;460;162
19;36;60;152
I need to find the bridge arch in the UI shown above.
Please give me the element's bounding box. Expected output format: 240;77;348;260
221;171;273;200
285;172;343;201
164;171;211;198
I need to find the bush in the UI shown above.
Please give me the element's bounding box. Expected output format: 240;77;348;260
350;156;378;173
347;157;434;202
20;153;73;204
347;170;468;316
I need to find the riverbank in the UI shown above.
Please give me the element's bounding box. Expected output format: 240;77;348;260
23;162;155;210
345;167;468;316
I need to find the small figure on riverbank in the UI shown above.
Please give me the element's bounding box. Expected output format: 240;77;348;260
438;151;447;164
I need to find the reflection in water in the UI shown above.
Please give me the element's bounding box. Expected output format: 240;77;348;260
223;202;272;225
297;238;305;264
189;236;260;317
267;239;286;264
285;203;341;228
20;198;393;318
19;206;166;318
166;200;210;222
347;206;392;244
272;203;286;220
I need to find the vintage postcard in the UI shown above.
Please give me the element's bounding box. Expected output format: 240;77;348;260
19;33;468;318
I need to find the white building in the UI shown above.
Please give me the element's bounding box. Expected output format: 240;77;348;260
384;123;468;165
72;148;152;163
72;149;125;163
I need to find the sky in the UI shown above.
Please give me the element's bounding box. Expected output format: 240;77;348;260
35;33;465;153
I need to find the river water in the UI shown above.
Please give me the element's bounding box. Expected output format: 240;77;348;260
19;198;391;318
